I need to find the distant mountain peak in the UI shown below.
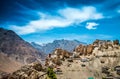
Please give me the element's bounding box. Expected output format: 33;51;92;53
31;39;86;54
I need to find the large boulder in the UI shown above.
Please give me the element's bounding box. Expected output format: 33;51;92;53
75;44;85;55
86;45;94;55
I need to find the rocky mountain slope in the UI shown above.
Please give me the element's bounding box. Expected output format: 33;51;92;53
0;62;47;79
31;39;86;54
0;28;45;73
31;42;46;57
0;52;22;73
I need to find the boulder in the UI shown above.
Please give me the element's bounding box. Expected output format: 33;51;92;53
86;45;94;55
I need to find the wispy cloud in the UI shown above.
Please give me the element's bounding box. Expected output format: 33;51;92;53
86;22;99;30
10;6;104;35
59;7;103;21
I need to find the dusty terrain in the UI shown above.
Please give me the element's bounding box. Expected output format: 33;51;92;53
57;59;94;79
0;53;22;73
56;56;120;79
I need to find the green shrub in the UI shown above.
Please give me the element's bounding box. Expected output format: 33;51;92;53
47;67;57;79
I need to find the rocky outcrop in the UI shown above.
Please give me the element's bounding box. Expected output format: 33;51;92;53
8;62;46;79
86;45;95;55
74;39;120;56
92;39;120;57
45;48;72;67
52;48;72;59
75;44;94;55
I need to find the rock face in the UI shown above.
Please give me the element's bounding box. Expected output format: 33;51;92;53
74;39;120;56
31;39;86;54
0;28;43;64
75;44;94;55
92;39;120;57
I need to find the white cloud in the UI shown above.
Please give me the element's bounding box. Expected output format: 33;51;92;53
86;22;99;30
59;6;103;21
10;6;104;35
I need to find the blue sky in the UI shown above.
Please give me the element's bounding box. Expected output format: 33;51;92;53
0;0;120;44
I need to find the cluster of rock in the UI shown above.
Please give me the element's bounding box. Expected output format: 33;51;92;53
74;44;94;56
74;39;120;57
101;65;120;78
0;62;47;79
45;48;72;67
92;39;120;57
44;39;120;68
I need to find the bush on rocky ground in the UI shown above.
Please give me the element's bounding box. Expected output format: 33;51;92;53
47;67;57;79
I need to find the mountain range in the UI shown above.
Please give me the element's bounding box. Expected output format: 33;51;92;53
0;28;45;73
31;39;86;54
0;28;86;73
